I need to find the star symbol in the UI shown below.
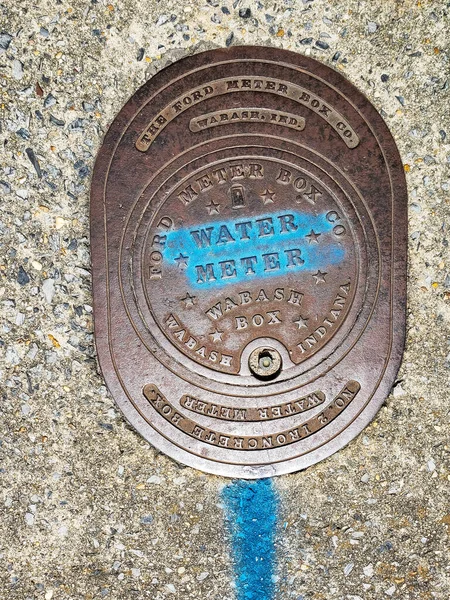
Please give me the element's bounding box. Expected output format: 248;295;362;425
174;253;189;269
305;229;321;244
294;315;309;329
181;292;197;307
209;329;223;343
260;188;276;204
312;270;327;284
205;199;220;215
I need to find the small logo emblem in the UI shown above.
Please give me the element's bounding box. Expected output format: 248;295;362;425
230;184;246;209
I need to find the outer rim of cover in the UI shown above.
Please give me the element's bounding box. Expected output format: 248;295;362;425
90;46;407;478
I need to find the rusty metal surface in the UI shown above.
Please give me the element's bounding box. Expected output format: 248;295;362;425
90;46;407;478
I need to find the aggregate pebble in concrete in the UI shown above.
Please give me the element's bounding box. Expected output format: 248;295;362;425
1;1;449;599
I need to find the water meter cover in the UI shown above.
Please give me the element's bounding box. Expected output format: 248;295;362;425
91;47;407;478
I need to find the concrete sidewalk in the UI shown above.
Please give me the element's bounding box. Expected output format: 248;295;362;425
1;1;449;599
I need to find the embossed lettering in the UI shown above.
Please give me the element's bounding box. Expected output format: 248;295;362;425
137;77;360;151
143;382;360;450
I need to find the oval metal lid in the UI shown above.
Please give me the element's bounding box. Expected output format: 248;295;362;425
90;47;407;478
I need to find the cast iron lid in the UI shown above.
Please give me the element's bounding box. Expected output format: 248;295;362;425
90;46;407;478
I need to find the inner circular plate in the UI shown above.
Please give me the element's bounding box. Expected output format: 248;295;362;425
126;141;376;395
90;46;407;478
142;155;358;373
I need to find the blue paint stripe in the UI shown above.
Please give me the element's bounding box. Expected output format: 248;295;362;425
222;479;278;600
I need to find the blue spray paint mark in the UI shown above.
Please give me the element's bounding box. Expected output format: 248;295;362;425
222;479;278;600
163;210;344;289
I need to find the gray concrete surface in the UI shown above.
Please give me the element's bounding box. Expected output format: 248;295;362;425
1;0;449;598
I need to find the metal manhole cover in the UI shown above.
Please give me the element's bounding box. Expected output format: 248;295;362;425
91;46;407;478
